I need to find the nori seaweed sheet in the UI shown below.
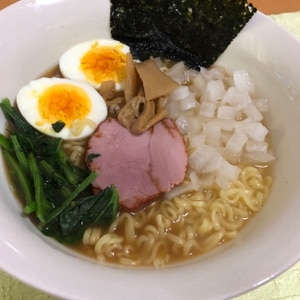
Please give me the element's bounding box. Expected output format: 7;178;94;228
110;0;256;70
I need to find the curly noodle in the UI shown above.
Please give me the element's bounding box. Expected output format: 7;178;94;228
82;166;272;267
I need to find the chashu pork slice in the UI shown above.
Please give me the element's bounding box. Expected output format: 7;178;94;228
86;118;188;211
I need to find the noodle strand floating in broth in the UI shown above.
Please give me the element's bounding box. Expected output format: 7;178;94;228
1;46;273;267
82;166;272;267
58;61;274;267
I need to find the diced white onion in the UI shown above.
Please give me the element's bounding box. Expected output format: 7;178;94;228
225;129;248;155
198;173;215;188
189;171;201;190
208;118;235;132
203;123;221;148
164;65;273;191
222;86;250;108
180;93;196;111
220;160;240;181
165;61;186;84
192;73;206;94
206;79;226;102
188;115;205;132
221;131;232;145
176;116;190;135
199;101;216;118
242;151;275;164
188;132;206;149
165;100;181;119
201;65;226;81
233;70;255;93
215;173;231;190
217;105;237;119
215;161;240;190
169;86;190;101
244;122;268;142
189;145;223;174
245;140;268;152
242;102;263;122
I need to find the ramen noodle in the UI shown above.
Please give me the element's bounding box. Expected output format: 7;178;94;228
63;62;274;267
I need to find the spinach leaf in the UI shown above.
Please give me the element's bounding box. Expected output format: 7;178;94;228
0;98;120;244
41;185;119;244
52;120;65;133
86;153;101;163
0;98;62;158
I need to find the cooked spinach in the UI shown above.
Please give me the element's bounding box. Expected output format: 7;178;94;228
41;185;119;243
86;153;101;163
52;120;65;132
0;98;61;157
0;98;119;244
110;0;256;69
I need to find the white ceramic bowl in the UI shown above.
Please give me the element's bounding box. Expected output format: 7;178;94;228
1;1;300;299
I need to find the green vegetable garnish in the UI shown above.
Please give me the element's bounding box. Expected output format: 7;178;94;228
52;120;65;133
0;98;119;244
87;153;101;163
110;0;256;69
41;185;119;244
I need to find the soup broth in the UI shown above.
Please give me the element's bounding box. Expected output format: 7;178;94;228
3;60;273;268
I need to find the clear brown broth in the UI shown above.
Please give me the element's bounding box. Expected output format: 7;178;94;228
3;64;274;267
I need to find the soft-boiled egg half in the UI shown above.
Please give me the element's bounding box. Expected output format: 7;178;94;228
59;39;130;91
16;77;107;140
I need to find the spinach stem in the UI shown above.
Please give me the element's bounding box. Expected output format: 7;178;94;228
1;98;119;244
11;135;30;175
0;134;12;151
28;152;47;222
57;149;81;185
39;159;69;187
2;149;35;212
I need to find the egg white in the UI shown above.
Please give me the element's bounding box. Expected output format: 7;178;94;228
16;77;107;140
59;39;130;91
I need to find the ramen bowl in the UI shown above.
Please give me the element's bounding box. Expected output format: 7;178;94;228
0;0;300;299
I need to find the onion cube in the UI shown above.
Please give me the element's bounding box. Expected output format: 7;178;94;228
217;105;237;120
190;171;201;190
206;79;226;102
189;145;223;174
199;172;215;188
166;100;181;118
169;85;190;101
246;140;268;152
203;123;221;147
233;70;255;93
176;116;191;134
166;61;186;84
242;151;275;163
192;73;206;94
220;160;240;180
223;86;250;108
225;129;248;155
188;133;206;148
199;101;216;117
242;103;263;122
215;161;240;189
180;93;196;111
209;118;235;132
245;122;268;142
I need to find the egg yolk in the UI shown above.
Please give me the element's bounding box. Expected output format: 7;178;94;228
38;84;91;127
80;42;127;85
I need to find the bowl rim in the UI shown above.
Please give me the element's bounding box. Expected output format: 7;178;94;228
1;1;300;299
